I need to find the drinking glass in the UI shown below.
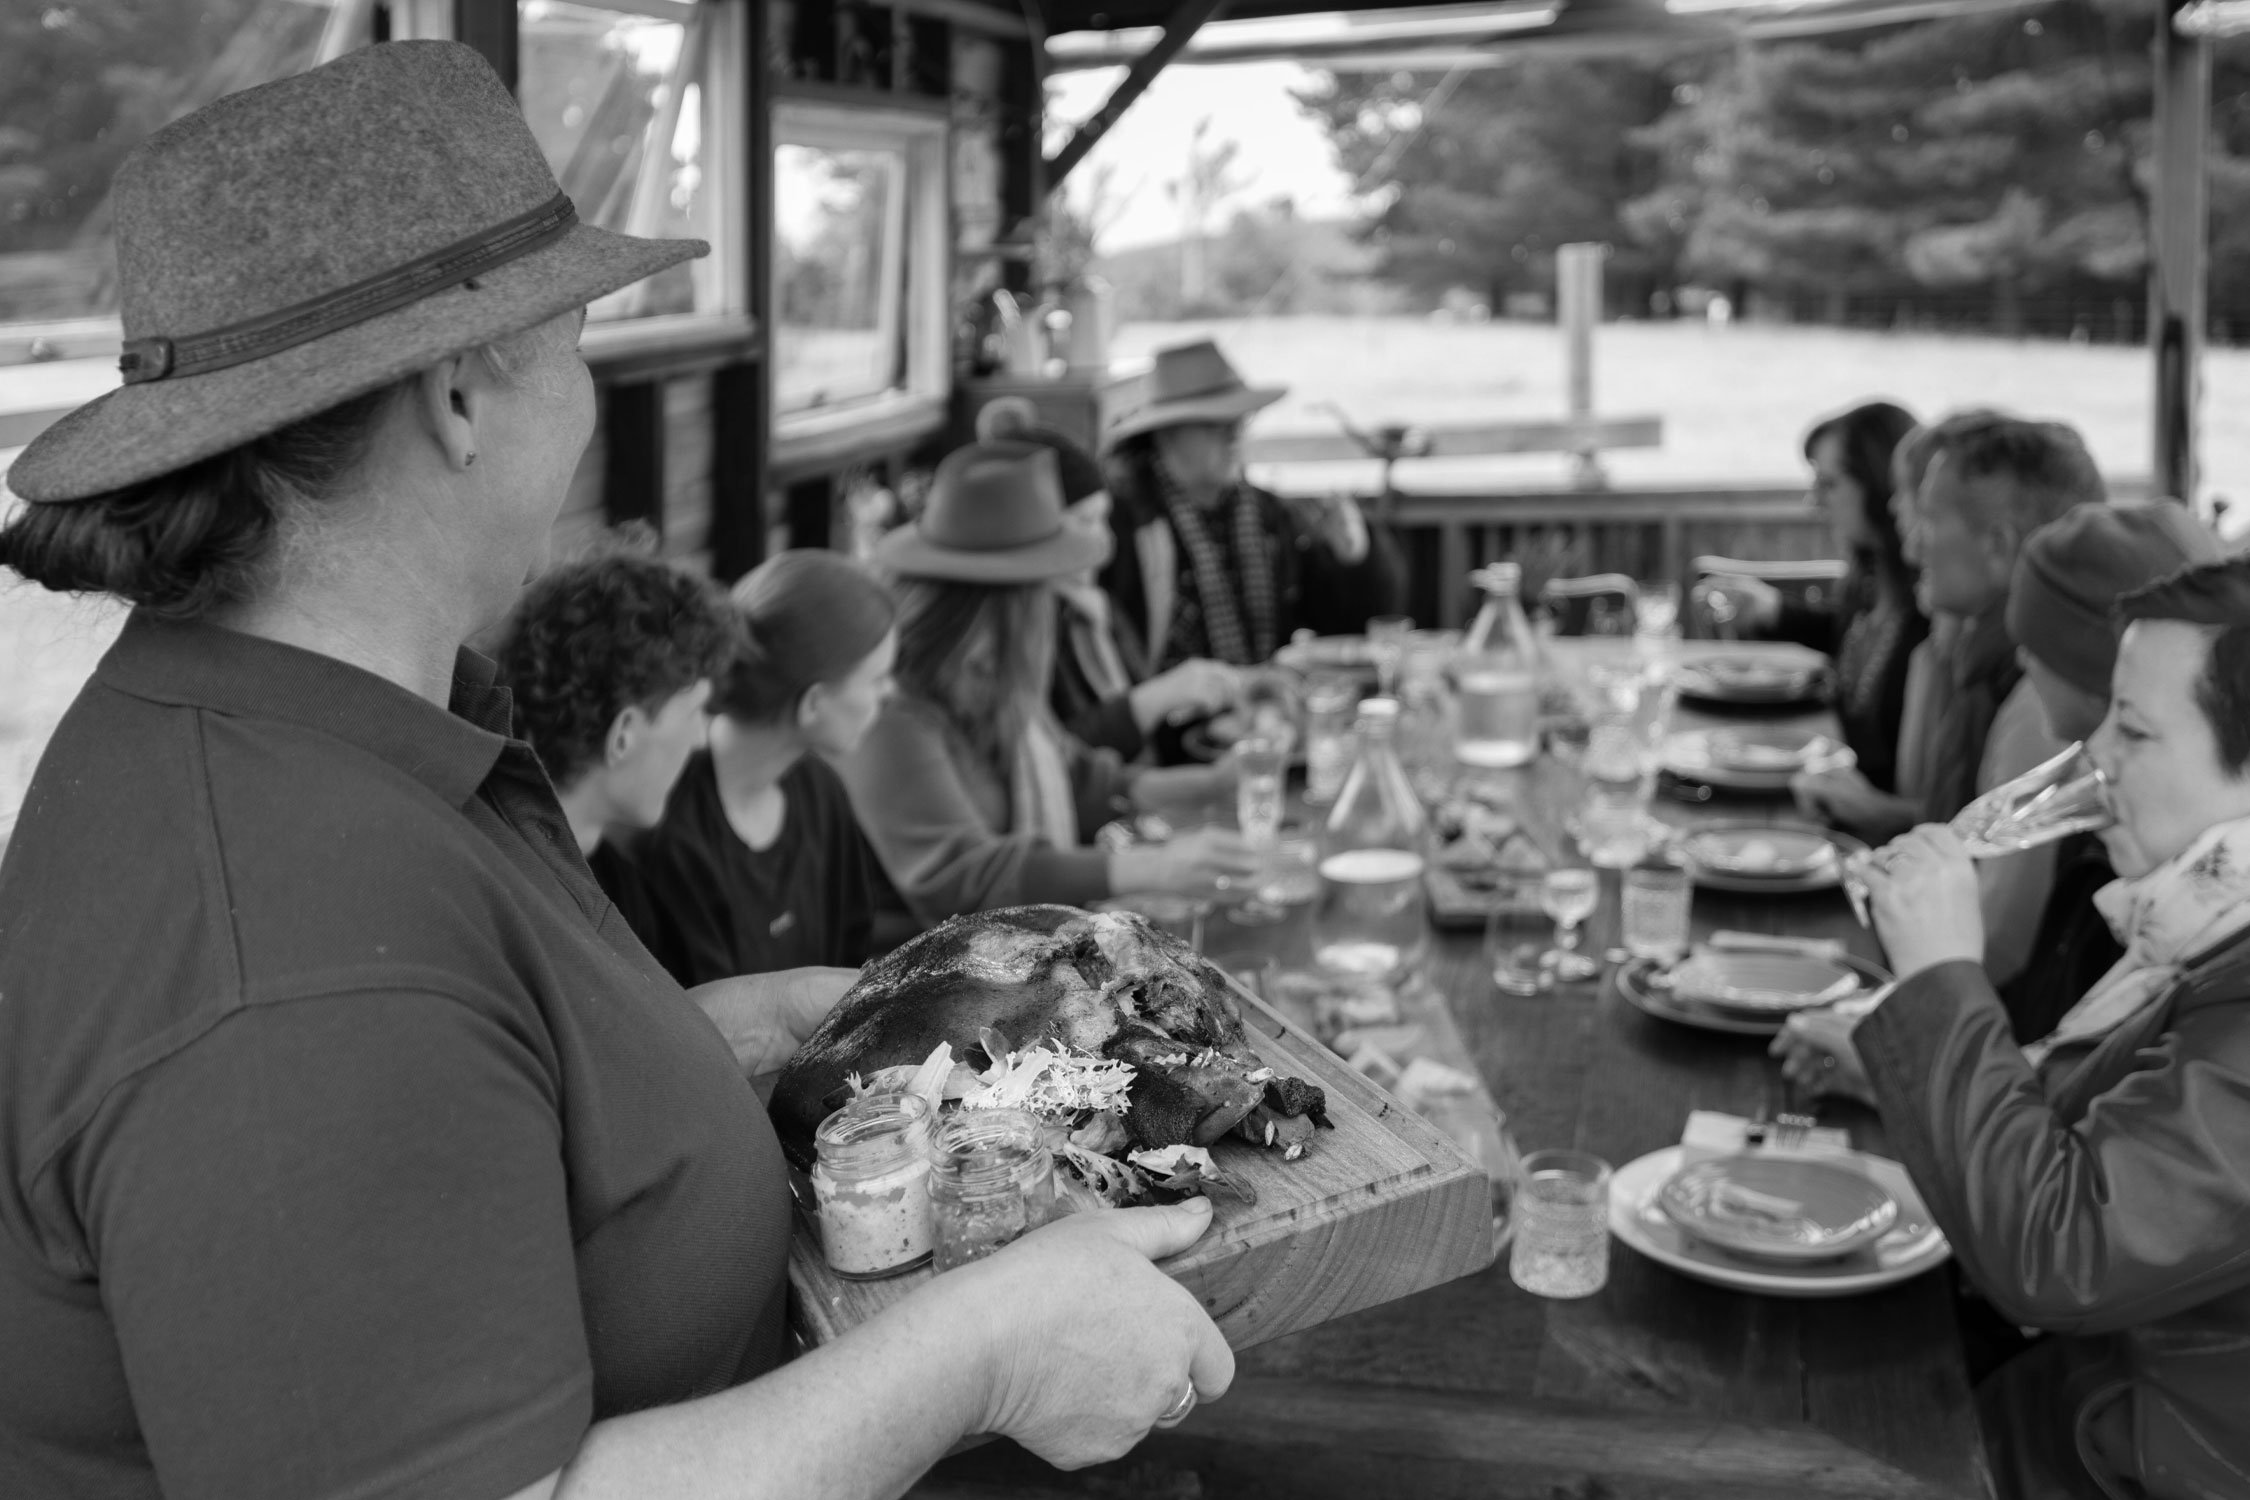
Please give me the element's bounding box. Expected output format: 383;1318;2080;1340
1227;735;1291;926
1622;855;1692;964
1509;1149;1612;1298
1843;741;2113;924
1578;725;1657;870
1486;887;1551;996
1540;867;1600;982
1251;835;1321;909
1367;615;1413;696
1633;579;1682;641
1302;674;1360;805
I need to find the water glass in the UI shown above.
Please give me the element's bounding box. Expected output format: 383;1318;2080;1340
1234;733;1288;846
1622;856;1692;964
1303;674;1360;805
1540;867;1600;982
1509;1149;1612;1298
1633;579;1682;641
1255;836;1322;907
1578;726;1657;870
1486;889;1551;996
1367;615;1413;695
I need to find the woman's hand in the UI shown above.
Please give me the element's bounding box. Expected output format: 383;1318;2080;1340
686;966;857;1077
1692;574;1781;635
1285;492;1371;565
1860;824;1985;979
1770;1007;1875;1104
1791;765;1915;840
1109;827;1263;898
952;1200;1234;1468
1129;659;1243;732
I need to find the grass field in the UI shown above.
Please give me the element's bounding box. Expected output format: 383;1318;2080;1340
5;315;2245;845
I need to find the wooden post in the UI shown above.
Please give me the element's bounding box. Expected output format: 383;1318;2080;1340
1044;0;1232;189
1557;243;1607;491
2151;1;2209;504
601;383;667;535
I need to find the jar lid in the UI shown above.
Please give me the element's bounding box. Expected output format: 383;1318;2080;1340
929;1107;1046;1187
815;1090;932;1168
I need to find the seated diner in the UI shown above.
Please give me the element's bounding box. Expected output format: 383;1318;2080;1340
843;440;1261;925
0;44;1232;1499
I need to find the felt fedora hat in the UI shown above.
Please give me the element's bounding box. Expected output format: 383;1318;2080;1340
874;442;1107;584
1101;338;1285;450
6;40;703;504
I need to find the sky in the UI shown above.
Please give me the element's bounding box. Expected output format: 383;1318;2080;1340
1044;63;1360;252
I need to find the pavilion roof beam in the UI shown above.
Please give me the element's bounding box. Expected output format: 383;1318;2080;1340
1044;0;1235;188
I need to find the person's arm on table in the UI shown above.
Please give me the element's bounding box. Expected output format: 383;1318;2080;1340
1853;828;2250;1332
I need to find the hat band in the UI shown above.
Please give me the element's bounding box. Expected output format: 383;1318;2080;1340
119;189;579;385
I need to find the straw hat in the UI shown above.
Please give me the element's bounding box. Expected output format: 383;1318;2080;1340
1101;339;1285;450
6;41;703;504
873;442;1106;584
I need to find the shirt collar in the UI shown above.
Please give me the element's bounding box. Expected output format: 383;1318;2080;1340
96;611;510;807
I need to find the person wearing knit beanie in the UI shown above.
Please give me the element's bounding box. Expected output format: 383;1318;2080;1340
2007;500;2222;741
621;549;906;982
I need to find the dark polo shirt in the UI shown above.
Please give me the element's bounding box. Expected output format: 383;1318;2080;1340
0;614;792;1500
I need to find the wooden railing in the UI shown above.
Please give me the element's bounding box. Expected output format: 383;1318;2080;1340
1358;485;1834;630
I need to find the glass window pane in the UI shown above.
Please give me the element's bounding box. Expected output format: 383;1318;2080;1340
519;0;717;321
0;0;337;328
774;143;906;413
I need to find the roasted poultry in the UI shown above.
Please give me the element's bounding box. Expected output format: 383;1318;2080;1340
771;905;1330;1184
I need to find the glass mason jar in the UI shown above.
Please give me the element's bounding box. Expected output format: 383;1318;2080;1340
812;1091;935;1280
1315;698;1430;982
927;1107;1058;1273
1454;562;1542;770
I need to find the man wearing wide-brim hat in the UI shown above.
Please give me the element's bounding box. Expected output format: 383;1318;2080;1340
1100;339;1404;673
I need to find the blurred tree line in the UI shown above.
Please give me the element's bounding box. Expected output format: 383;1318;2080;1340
1297;0;2250;340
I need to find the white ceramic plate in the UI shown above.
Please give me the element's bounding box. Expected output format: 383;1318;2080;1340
1678;822;1865;894
1657;1154;1899;1262
1673;653;1826;706
1615;954;1889;1037
1610;1145;1949;1297
1667;949;1862;1014
1663;727;1853;792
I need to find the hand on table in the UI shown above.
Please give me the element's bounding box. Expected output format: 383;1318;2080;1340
1770;1007;1876;1104
954;1200;1233;1468
1130;659;1244;732
687;966;857;1077
1109;826;1263;900
1859;824;1984;980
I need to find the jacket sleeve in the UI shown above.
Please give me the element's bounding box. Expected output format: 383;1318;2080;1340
1857;960;2250;1334
836;701;1113;926
1769;597;1841;654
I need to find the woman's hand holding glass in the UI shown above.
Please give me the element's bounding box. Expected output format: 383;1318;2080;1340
1854;824;1985;979
1109;825;1264;900
1130;658;1243;732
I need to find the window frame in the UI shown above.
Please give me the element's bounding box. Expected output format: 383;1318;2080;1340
767;87;951;477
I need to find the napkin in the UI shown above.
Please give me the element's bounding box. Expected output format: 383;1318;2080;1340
1677;1109;1853;1170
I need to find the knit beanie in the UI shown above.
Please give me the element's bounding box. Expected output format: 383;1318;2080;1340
2007;500;2222;695
1009;425;1108;504
715;549;897;722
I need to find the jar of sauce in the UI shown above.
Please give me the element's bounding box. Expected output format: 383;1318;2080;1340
927;1108;1057;1273
812;1092;934;1279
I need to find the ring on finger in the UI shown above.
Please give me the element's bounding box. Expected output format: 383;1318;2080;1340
1155;1384;1198;1427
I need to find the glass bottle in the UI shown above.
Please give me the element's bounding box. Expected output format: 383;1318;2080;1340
1455;563;1542;769
927;1108;1058;1273
812;1091;934;1280
1315;698;1430;981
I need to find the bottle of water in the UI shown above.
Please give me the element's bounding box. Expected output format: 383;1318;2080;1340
1315;698;1429;981
1454;562;1541;769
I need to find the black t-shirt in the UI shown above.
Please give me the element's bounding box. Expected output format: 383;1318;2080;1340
613;751;890;985
0;615;792;1500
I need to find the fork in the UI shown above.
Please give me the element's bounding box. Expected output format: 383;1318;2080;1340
1772;1078;1818;1151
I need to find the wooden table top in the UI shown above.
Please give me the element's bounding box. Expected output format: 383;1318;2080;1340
917;645;1990;1500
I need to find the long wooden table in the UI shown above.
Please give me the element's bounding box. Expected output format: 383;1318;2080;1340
913;646;1990;1500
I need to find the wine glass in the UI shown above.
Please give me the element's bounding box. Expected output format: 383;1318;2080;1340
1540;867;1600;982
1367;615;1413;696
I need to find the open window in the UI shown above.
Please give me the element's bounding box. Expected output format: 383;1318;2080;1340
770;94;949;471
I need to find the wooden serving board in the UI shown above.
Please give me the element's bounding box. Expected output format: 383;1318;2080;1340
788;977;1497;1352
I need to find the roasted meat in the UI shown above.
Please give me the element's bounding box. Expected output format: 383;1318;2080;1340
771;904;1329;1169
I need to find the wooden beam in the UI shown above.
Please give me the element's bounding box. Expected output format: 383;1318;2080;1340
2152;0;2210;502
1043;0;1233;188
1244;415;1663;465
452;0;517;92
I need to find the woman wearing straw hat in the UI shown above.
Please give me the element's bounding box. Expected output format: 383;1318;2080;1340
844;440;1262;926
0;43;1230;1500
1101;339;1404;673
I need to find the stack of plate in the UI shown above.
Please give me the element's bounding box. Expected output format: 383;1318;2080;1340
1616;944;1886;1036
1662;727;1853;793
1676;822;1865;894
1610;1147;1949;1296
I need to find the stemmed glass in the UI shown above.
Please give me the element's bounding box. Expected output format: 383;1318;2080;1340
1843;741;2114;925
1367;615;1413;696
1540;866;1600;982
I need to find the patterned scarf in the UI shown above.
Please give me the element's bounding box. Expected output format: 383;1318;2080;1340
2024;815;2250;1068
1153;457;1276;669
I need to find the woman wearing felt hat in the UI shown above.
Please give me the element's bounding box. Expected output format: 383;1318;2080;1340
1099;339;1404;672
0;42;1231;1500
842;440;1261;925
